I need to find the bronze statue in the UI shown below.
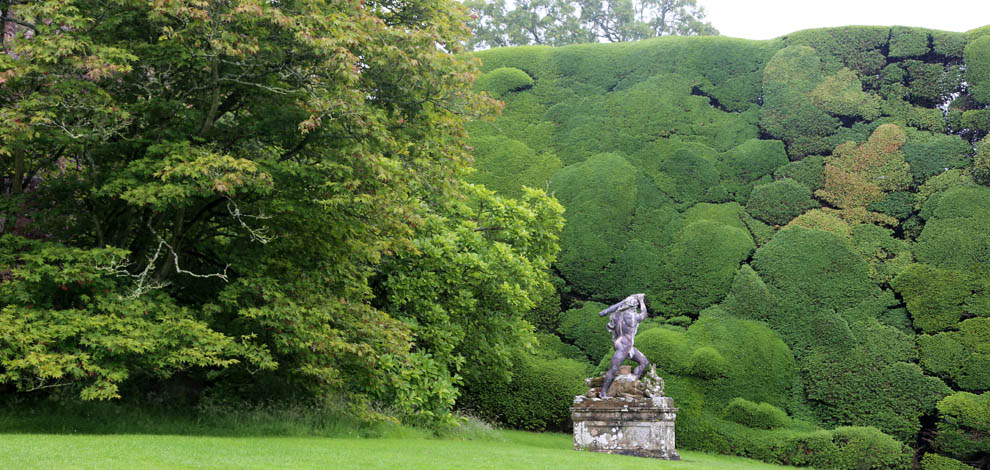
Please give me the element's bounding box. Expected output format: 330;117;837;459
598;293;650;399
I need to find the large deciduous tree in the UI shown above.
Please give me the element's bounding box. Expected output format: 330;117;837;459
462;0;717;49
0;0;562;425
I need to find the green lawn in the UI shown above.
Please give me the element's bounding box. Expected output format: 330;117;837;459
0;430;797;470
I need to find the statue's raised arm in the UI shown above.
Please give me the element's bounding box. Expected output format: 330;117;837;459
598;293;650;399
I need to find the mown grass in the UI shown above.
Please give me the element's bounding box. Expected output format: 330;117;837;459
0;432;800;470
0;400;798;470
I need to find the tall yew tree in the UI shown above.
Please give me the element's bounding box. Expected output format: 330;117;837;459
0;0;562;425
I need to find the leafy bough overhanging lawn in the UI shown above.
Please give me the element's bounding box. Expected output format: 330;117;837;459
0;431;799;470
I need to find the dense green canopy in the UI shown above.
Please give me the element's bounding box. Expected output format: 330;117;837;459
3;3;990;468
0;0;563;427
468;22;990;470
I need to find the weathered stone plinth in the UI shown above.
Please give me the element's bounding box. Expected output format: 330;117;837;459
571;395;679;459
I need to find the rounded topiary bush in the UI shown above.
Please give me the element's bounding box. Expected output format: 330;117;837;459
657;148;721;206
746;179;818;225
550;153;636;295
901;131;972;185
934;391;990;462
474;67;534;98
891;264;974;333
889;26;930;58
687;346;728;379
760;45;839;159
719;139;789;202
466;136;562;199
786;209;851;237
655;220;755;318
919;319;990;391
723;397;790;429
830;426;913;470
915;187;990;277
460;350;587;432
965;35;990;104
629;326;693;375
961;109;990;134
934;31;967;58
774;155;825;191
867;191;914;222
720;264;777;321
500;355;588;431
920;453;973;470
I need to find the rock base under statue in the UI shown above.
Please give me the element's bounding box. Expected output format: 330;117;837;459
571;366;680;460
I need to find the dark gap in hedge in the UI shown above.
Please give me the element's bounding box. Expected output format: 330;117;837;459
690;85;731;113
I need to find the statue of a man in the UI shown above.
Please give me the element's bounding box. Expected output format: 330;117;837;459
598;293;650;399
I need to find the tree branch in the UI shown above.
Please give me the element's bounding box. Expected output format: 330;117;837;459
0;14;35;32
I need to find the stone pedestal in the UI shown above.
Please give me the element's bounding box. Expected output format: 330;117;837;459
571;395;680;460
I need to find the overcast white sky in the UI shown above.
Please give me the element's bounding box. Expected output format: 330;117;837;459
697;0;990;40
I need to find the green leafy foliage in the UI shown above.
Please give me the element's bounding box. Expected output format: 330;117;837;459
816;124;911;226
774;155;825;191
920;453;974;470
724;398;790;430
892;264;988;333
961;110;990;136
915;171;978;214
752;227;950;440
746;179;819;226
459;21;985;467
808;68;882;120
466;136;562;198
688;346;728;379
867;191;915;222
0;236;274;400
827;426;914;470
965;35;990;104
897;61;964;108
657;148;724;206
654;221;754;318
719;139;789;202
379;185;565;416
474;67;535;98
934;391;990;462
902;130;973;184
849;224;913;285
0;0;573;428
973;136;990;186
458;347;588;431
932;31;967;58
784;27;889;76
720;265;777;322
760;46;838;159
889;26;931;59
915;186;990;276
549;153;677;300
691;421;913;470
559;302;611;362
919;319;990;391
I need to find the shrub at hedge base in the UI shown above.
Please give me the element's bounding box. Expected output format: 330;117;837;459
829;426;913;470
694;418;912;470
724;398;791;430
460;348;588;432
